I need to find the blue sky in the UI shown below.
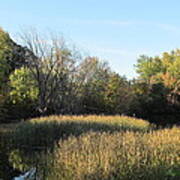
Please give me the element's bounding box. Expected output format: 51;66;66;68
1;0;180;78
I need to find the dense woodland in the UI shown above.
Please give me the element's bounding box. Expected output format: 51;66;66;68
0;28;180;125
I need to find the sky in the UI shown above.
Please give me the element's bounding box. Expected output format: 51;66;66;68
1;0;180;78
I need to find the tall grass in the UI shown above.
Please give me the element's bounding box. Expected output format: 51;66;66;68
50;128;180;180
5;115;180;179
11;115;151;149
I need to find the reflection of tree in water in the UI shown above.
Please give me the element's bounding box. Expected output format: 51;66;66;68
0;135;21;180
6;147;51;179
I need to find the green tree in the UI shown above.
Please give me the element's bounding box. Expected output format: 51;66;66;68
6;67;38;120
0;28;30;122
9;67;38;104
104;73;133;114
135;50;180;124
82;57;110;114
135;55;163;83
0;28;12;90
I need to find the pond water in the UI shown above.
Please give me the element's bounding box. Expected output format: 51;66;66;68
0;134;50;180
0;135;21;180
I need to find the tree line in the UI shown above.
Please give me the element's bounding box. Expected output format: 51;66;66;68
0;28;179;125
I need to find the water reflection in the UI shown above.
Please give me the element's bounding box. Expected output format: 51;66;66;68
0;134;21;180
0;137;50;180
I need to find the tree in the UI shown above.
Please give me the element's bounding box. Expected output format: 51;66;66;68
104;73;133;114
135;55;163;84
9;67;38;104
19;30;83;115
0;28;12;90
0;28;30;89
81;57;111;114
0;28;37;122
4;67;38;120
135;50;180;124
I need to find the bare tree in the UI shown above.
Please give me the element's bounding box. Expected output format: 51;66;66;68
19;30;82;115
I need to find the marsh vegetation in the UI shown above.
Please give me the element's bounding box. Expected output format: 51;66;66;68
0;115;180;179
